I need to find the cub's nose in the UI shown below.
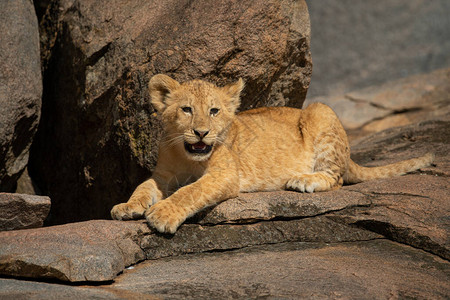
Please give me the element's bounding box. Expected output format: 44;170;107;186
194;130;209;139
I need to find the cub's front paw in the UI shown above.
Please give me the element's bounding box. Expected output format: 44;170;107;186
145;200;187;234
111;202;147;220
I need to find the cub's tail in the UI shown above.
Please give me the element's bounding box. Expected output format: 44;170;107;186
344;152;435;184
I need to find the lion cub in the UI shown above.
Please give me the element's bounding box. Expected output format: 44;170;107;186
111;74;434;233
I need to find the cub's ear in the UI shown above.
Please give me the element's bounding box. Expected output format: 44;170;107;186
222;78;244;113
149;74;181;113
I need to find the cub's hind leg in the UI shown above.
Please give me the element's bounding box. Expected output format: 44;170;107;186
286;103;350;193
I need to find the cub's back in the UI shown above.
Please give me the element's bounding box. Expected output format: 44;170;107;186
229;107;308;191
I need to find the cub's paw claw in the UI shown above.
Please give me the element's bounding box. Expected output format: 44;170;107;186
111;202;146;220
286;177;319;193
145;201;187;234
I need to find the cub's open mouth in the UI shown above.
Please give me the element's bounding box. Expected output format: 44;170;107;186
184;141;213;154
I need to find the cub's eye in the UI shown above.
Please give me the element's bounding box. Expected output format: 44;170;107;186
210;108;220;116
181;106;192;114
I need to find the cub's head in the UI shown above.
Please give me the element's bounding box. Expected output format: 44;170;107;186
149;74;244;161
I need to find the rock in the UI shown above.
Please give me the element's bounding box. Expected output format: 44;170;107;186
30;0;312;225
195;189;370;224
350;119;450;178
0;193;50;231
332;175;450;260
0;0;42;192
345;68;450;112
14;167;41;195
305;67;450;134
307;0;450;98
0;191;379;282
0;220;149;282
141;217;380;260
0;277;124;300
110;241;450;299
340;119;450;260
2;241;448;299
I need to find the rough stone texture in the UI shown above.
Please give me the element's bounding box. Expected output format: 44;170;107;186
30;0;312;225
194;189;370;224
0;220;149;282
0;195;380;282
142;218;380;260
111;241;450;299
349;119;450;178
14;167;41;195
0;278;125;300
333;175;450;260
1;241;448;299
0;0;42;192
306;0;450;98
305;67;450;135
0;193;50;231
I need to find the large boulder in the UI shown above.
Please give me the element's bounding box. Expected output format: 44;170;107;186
0;0;42;192
30;0;312;225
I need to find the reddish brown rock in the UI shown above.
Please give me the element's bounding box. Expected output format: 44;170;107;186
0;220;149;282
0;193;50;231
350;119;449;178
0;192;379;282
2;240;448;299
141;217;380;260
31;0;312;225
336;118;450;260
0;0;42;192
110;241;450;299
195;189;370;224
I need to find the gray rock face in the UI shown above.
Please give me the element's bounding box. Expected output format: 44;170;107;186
0;0;42;192
0;193;50;231
305;67;450;133
31;0;312;225
306;0;450;98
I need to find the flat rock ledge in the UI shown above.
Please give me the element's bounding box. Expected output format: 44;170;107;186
0;119;448;284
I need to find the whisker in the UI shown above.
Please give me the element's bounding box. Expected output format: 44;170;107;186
163;136;185;149
162;134;183;144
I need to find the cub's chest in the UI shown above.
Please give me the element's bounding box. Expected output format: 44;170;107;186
166;162;206;193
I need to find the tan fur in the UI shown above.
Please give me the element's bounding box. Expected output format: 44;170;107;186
111;75;434;233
